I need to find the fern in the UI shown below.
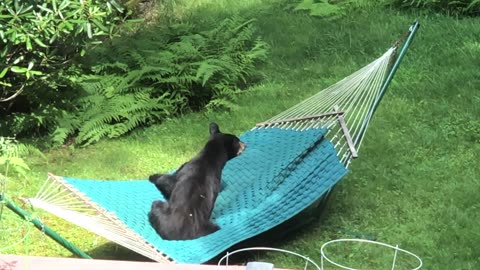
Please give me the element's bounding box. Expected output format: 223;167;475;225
53;16;268;146
0;137;43;182
195;60;226;86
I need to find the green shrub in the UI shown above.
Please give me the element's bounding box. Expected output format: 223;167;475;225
294;0;347;18
0;137;44;181
294;0;480;16
0;0;129;137
52;17;269;146
390;0;480;16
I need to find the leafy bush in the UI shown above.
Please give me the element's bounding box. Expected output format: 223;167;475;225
0;137;44;184
294;0;347;18
390;0;480;16
52;17;269;146
294;0;480;16
0;0;129;137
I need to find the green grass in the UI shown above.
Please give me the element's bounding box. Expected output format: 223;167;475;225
1;0;479;269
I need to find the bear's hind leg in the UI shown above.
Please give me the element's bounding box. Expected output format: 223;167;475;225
148;200;172;239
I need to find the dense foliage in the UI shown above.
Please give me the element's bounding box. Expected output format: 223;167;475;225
53;17;268;146
295;0;480;16
294;0;346;18
0;1;267;146
0;0;128;137
391;0;480;15
0;137;41;182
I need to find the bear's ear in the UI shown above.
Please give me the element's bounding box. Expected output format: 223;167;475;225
209;122;220;136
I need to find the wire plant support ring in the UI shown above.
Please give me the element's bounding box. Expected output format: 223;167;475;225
320;239;423;270
217;247;321;270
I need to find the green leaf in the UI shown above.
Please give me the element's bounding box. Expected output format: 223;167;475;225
195;61;222;86
466;0;480;10
37;5;53;13
12;55;24;64
92;18;108;32
8;156;31;175
33;38;48;47
0;67;8;79
14;1;20;13
30;70;43;75
19;5;33;14
59;0;70;10
49;35;57;44
108;0;124;13
125;18;144;24
0;45;8;57
86;22;92;38
52;0;58;12
63;21;74;31
7;8;15;16
0;81;12;87
26;37;32;50
10;66;27;73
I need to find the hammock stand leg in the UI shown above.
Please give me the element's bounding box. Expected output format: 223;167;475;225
355;21;421;147
0;194;91;259
318;21;421;214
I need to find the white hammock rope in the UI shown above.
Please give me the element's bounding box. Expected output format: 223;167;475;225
30;174;173;263
256;47;395;168
27;45;400;262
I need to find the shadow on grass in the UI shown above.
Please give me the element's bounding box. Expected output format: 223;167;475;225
85;242;152;262
71;192;335;265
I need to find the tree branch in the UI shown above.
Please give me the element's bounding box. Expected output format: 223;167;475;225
0;84;26;102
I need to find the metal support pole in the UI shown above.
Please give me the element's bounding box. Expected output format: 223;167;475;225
0;194;92;259
354;21;421;147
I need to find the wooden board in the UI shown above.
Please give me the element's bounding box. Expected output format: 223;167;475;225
0;254;284;270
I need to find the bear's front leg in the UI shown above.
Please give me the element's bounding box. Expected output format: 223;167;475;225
200;221;220;236
149;174;177;200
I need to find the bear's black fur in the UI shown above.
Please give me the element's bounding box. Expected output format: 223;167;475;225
148;123;246;240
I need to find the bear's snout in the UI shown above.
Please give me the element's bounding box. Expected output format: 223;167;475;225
237;141;246;156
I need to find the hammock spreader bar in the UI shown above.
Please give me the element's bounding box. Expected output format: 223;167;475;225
333;106;358;158
256;111;345;128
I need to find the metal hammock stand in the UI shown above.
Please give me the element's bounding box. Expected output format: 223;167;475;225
0;21;420;264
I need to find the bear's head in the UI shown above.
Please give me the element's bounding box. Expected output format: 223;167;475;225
209;122;246;160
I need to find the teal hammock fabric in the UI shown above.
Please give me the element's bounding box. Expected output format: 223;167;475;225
63;127;348;263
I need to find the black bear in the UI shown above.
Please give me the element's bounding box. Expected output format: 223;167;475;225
148;122;246;240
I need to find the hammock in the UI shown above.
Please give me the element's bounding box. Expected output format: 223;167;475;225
24;22;420;264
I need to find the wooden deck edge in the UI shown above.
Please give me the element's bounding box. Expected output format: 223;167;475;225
0;255;290;270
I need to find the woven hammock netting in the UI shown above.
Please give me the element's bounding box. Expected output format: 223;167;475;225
26;26;415;263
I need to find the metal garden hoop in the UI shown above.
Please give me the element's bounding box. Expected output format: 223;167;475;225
217;247;321;270
320;239;422;270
